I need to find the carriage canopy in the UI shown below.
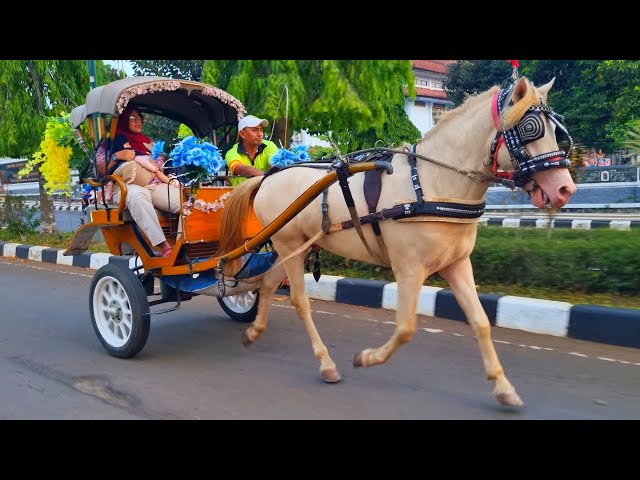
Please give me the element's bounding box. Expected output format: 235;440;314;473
70;76;246;138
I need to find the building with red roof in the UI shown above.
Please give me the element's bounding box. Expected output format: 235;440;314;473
406;60;455;136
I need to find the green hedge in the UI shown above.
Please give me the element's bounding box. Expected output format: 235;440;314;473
319;227;640;295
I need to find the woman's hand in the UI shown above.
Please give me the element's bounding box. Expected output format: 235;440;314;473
117;149;136;161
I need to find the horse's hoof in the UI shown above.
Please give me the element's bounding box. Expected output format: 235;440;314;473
496;389;524;408
320;367;342;383
241;330;253;348
353;351;364;368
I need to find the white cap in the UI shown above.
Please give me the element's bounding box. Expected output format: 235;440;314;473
238;115;268;131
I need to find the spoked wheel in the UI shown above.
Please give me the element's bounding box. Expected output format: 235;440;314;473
217;290;259;323
89;264;150;358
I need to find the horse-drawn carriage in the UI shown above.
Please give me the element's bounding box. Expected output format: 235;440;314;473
66;74;577;408
65;76;390;359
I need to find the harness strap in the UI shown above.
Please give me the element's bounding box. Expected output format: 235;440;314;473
409;144;425;205
333;199;485;232
334;157;386;265
363;169;383;236
362;169;391;266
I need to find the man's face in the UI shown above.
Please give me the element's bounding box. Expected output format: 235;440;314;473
240;126;264;148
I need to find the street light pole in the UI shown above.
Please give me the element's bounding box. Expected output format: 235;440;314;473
87;60;101;145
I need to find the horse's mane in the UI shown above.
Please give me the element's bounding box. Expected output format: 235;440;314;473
421;86;499;142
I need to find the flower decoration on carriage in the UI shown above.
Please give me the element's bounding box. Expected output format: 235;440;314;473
269;145;312;168
151;140;166;160
169;136;225;186
181;192;232;217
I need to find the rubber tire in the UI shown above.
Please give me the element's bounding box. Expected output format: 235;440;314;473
217;291;259;323
89;264;150;358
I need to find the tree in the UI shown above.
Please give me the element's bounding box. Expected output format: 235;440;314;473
523;60;640;152
201;60;419;152
443;60;513;106
0;60;89;233
445;60;640;154
130;60;204;81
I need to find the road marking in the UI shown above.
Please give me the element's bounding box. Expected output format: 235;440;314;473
0;261;92;278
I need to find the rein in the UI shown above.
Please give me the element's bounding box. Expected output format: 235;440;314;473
343;147;516;190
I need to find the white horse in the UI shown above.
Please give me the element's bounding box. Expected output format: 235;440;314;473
217;76;576;408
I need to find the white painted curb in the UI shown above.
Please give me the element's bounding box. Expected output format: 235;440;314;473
496;296;572;337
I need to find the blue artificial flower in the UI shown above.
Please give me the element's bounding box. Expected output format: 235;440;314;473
151;140;165;160
169;136;224;183
270;145;311;168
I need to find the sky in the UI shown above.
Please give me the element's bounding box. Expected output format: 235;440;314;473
103;60;134;76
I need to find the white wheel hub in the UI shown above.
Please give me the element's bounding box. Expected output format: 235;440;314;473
221;290;257;314
93;276;134;348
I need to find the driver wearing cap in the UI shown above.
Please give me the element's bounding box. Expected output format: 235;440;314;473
225;115;279;186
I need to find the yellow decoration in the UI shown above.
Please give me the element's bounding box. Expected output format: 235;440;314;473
19;114;73;195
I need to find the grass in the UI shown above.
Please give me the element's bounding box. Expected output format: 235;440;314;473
2;229;639;310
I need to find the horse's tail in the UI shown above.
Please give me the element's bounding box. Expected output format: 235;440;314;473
216;177;263;274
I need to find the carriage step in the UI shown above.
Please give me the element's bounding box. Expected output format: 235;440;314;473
63;223;114;256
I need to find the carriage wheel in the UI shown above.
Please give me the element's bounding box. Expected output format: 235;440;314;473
217;290;259;323
89;264;150;358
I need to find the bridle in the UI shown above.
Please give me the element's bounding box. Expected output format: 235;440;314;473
489;83;573;189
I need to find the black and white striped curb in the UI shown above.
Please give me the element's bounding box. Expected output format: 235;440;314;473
480;217;640;230
22;202;84;211
52;205;84;211
2;241;638;350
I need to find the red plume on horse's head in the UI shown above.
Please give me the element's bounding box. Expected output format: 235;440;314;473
507;60;519;80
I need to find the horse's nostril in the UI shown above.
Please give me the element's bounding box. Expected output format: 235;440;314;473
561;185;575;196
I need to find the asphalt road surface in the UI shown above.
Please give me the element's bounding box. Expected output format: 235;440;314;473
1;257;639;420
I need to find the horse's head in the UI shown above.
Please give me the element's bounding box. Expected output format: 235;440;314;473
492;76;576;208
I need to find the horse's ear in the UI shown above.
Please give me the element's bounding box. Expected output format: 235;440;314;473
537;77;556;101
511;77;530;104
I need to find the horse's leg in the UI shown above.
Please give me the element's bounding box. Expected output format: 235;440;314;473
240;266;286;348
438;257;524;408
353;266;426;368
285;252;341;383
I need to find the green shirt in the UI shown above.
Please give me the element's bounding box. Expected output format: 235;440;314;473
225;139;279;186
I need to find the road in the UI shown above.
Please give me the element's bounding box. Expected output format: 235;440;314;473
1;257;639;419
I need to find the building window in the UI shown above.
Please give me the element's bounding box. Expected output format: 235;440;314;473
431;81;443;90
414;100;426;107
415;78;429;87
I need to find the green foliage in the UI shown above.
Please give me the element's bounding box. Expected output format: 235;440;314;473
0;60;88;158
0;194;40;236
443;60;513;106
444;60;640;153
621;119;640;155
471;227;640;294
202;60;417;152
308;146;335;160
522;60;640;152
143;114;181;145
320;226;640;296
